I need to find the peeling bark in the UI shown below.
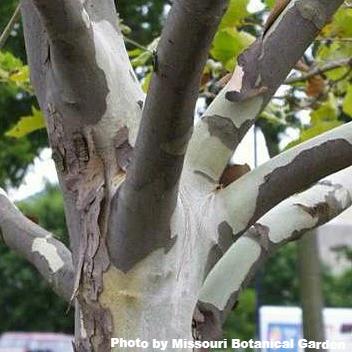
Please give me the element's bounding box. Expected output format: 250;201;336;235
197;167;352;339
10;0;348;350
184;0;344;190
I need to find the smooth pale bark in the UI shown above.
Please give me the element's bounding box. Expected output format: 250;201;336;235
298;230;326;351
197;167;352;338
109;0;229;271
184;0;344;192
213;122;352;240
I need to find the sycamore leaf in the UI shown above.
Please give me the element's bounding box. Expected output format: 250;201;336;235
326;8;352;37
6;107;45;138
264;0;276;8
310;95;338;124
343;85;352;117
286;120;342;150
142;72;152;93
211;28;254;70
219;0;250;29
9;66;29;83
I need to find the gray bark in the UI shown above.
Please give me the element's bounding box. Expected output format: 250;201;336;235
298;230;326;351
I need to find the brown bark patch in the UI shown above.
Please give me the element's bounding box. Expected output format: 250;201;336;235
251;139;352;225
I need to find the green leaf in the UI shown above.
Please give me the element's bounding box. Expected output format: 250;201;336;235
142;71;152;93
0;51;23;71
219;0;250;29
328;8;352;37
343;85;352;117
264;0;276;8
131;50;152;67
286;120;342;150
310;95;338;124
211;28;254;70
128;48;143;58
6;107;45;138
9;66;29;83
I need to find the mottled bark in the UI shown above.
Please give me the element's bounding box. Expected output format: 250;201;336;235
197;167;352;339
109;0;229;271
185;0;344;189
0;189;74;301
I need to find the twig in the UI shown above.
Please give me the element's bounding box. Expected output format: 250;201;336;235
316;37;352;43
285;57;352;84
0;4;21;50
123;36;150;52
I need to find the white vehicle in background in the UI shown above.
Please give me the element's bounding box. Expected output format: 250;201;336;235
0;332;73;352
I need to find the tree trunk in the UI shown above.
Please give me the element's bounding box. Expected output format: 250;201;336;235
298;230;326;351
7;0;346;350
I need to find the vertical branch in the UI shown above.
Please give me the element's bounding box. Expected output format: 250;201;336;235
0;4;21;49
109;0;229;271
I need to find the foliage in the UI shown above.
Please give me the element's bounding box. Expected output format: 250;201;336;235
0;2;46;187
218;289;256;351
6;106;45;138
0;0;170;188
116;0;169;45
214;242;352;351
18;183;68;244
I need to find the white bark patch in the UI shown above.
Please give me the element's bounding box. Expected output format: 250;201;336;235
199;236;261;310
81;9;91;28
255;168;352;244
205;88;262;129
0;188;9;199
0;187;19;210
91;20;144;148
99;248;193;342
261;188;329;244
79;308;88;339
226;65;244;93
185;91;263;183
334;187;351;209
32;238;64;273
220;122;352;234
100;201;197;343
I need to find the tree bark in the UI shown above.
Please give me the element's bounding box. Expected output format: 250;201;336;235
298;230;326;351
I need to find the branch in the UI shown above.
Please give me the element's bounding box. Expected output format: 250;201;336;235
0;189;74;302
109;0;229;271
195;166;352;340
29;0;88;41
22;0;144;145
0;4;21;50
286;57;352;84
184;0;344;191
212;122;352;242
